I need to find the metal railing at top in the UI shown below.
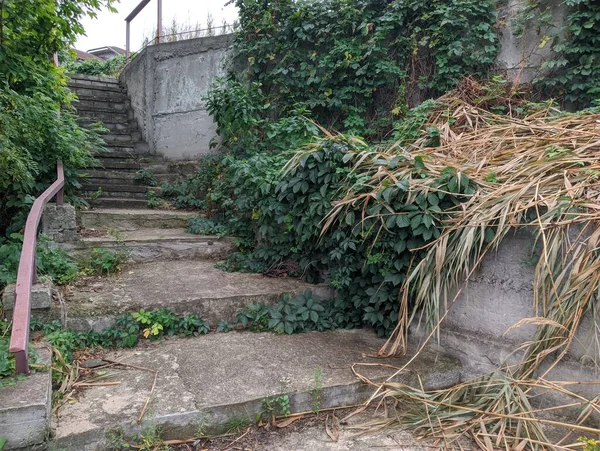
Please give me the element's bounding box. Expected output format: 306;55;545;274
9;161;64;375
125;0;162;59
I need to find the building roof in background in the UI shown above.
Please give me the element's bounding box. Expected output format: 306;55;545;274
87;46;126;58
73;49;102;61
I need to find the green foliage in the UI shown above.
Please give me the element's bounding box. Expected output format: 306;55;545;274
221;0;498;141
133;308;209;340
0;235;79;286
236;290;355;335
581;437;600;451
187;217;229;236
85;248;126;275
260;394;291;421
62;53;127;77
535;0;600;106
216;320;233;333
0;0;111;237
135;169;158;187
159;155;224;209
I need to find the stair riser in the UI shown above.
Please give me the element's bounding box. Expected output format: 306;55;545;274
68;80;124;92
78;213;192;231
73;88;128;101
88;198;149;209
82;190;147;199
68;74;121;86
75;99;130;112
83;171;174;182
78;111;131;123
102;132;142;142
80;121;138;133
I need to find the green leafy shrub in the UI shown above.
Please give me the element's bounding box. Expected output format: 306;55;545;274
187;217;229;236
0;0;110;238
86;248;126;275
0;235;79;286
222;0;498;141
62;53;127;77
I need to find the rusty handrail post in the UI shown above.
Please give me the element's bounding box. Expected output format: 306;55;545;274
125;0;162;60
9;161;65;375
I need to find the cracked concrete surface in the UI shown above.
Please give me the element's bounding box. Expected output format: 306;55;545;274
51;330;462;450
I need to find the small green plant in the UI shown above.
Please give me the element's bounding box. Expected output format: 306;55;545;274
86;187;104;201
135;169;158;187
187;217;229;236
310;367;324;413
135;425;166;451
581;437;600;451
178;314;210;336
106;428;129;451
86;248;126;275
216;320;233;333
260;394;291;422
146;191;166;209
107;228;126;243
224;415;250;433
236;303;271;332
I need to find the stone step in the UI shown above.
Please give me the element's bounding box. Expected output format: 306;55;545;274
88;198;149;209
65;230;232;269
74;97;130;112
102;131;142;142
49;330;461;450
68;79;125;93
73;88;128;101
92;160;143;170
83;190;148;200
81;183;154;193
78;110;131;123
80;120;138;133
68;73;120;86
48;259;331;329
82;171;175;185
78;208;196;231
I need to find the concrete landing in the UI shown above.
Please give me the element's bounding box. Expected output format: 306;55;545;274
64;228;233;263
59;260;332;330
51;330;461;450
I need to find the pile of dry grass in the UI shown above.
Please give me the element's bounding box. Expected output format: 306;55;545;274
317;79;600;449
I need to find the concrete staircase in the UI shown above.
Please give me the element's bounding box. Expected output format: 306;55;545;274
68;73;174;209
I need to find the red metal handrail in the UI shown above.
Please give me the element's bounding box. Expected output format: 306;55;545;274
9;161;64;375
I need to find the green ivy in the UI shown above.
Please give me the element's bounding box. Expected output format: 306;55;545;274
224;0;498;141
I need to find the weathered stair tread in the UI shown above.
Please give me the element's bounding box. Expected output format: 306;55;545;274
79;227;210;243
60;260;329;328
51;330;462;449
78;209;196;231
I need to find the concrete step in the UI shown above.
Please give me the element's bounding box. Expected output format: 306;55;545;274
51;259;331;328
74;97;130;112
83;190;148;199
68;79;124;93
49;330;461;449
78;110;131;123
102;131;142;142
88;197;149;209
65;230;232;268
81;183;154;193
73;88;128;101
81;120;138;133
92;160;143;170
68;73;120;86
78;208;196;231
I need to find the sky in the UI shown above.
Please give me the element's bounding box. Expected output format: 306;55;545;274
75;0;239;52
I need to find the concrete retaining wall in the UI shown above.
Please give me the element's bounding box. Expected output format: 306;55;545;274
416;229;599;407
120;34;234;160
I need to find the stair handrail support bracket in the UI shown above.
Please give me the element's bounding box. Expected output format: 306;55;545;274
9;161;64;375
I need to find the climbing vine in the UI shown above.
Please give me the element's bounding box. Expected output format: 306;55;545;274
227;0;498;141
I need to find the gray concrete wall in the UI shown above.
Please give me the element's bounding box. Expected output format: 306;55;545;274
414;229;599;407
120;34;234;160
497;0;567;83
